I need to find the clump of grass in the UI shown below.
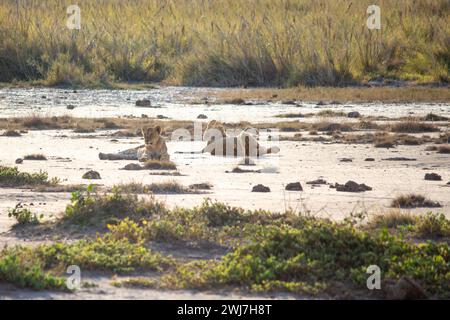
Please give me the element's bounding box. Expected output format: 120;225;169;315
313;122;354;132
415;212;450;238
112;278;157;289
22;116;59;129
391;194;442;209
316;109;346;117
7;203;43;225
62;185;166;226
143;160;177;170
274;113;304;118
390;120;439;133
368;211;417;229
147;181;192;194
0;166;52;187
23;154;47;161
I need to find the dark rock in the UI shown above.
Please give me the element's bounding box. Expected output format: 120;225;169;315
365;158;375;161
15;158;23;164
382;277;429;300
285;182;303;191
141;114;149;118
197;114;208;119
335;181;372;192
316;101;326;106
424;173;442;181
252;184;270;192
122;163;142;171
66;104;76;110
82;170;101;179
306;179;327;185
135;99;152;107
347;111;361;118
340;158;353;162
1;130;21;137
157;115;169;119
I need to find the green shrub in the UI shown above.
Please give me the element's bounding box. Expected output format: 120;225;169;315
8;203;43;225
0;166;51;187
415;212;450;238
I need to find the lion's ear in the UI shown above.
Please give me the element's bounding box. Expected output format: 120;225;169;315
155;126;162;134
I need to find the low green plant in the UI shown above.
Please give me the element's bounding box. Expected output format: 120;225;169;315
0;166;50;187
415;212;450;238
8;203;43;225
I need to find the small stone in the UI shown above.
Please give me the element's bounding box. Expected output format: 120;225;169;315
15;158;23;164
122;163;142;171
347;111;361;118
66;104;76;110
135;99;152;107
157;115;169;119
340;158;353;162
285;182;303;191
197;114;208;119
365;158;375;161
252;184;270;192
424;173;442;181
82;170;101;179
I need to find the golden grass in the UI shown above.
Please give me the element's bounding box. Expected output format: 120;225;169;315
368;210;417;229
0;0;449;87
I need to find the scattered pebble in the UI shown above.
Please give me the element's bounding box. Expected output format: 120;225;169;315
15;158;23;164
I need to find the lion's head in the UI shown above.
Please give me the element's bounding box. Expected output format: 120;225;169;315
142;126;162;145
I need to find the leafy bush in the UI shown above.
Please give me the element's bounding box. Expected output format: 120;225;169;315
8;203;43;225
415;212;450;238
0;166;51;187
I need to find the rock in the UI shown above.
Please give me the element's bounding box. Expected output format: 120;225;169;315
197;114;208;119
157;115;169;119
82;170;101;179
135;99;152;107
424;173;442;181
347;111;361;118
316;101;326;106
382;277;429;300
285;182;303;191
447;181;450;185
141;114;149;118
66;104;76;110
340;158;353;162
335;181;372;192
122;163;142;171
365;158;375;161
306;179;327;185
252;184;270;192
15;158;23;164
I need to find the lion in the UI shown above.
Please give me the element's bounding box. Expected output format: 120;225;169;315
139;126;170;161
201;120;279;157
99;125;170;161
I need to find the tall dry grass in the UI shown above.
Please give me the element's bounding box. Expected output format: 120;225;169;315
0;0;449;87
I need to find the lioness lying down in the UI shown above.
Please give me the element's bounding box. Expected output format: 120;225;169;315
99;126;170;161
202;121;280;157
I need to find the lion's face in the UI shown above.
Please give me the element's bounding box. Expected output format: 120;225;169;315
142;126;162;145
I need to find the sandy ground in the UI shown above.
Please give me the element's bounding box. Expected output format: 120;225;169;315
0;129;449;234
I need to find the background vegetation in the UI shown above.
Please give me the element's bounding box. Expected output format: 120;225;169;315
0;0;449;87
